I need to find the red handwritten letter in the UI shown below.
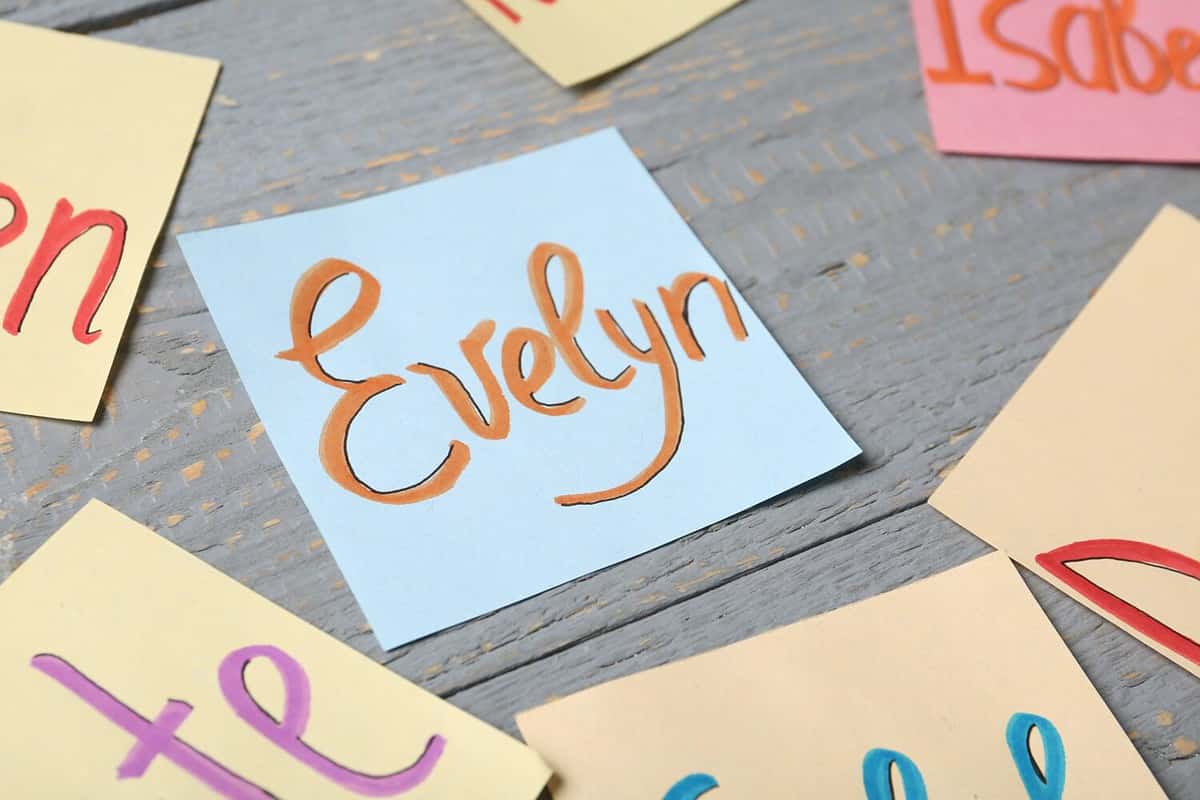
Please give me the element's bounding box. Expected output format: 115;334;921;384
0;182;28;249
1036;539;1200;668
2;198;127;344
487;0;556;24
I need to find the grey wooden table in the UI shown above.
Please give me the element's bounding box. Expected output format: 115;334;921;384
3;0;1198;796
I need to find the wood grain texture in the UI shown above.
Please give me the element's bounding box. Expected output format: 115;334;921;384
1;0;1196;794
0;0;203;30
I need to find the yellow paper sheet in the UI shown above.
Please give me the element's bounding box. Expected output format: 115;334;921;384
460;0;743;86
931;205;1200;680
0;500;550;798
517;553;1163;799
0;22;217;421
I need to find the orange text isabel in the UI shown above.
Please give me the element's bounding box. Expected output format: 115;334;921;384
928;0;1199;93
276;243;749;507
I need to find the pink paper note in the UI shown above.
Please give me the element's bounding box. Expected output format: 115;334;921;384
910;0;1200;161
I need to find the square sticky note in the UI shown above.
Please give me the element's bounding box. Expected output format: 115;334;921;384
0;21;218;420
461;0;744;85
179;129;860;649
932;205;1200;678
0;500;550;798
518;554;1164;799
910;1;1200;161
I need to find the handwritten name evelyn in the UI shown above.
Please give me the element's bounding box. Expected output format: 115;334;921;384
277;243;750;507
928;0;1200;93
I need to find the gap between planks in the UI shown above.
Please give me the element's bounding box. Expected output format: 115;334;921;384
2;0;215;33
433;497;929;701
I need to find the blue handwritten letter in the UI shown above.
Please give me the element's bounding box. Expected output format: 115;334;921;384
1006;712;1066;800
861;748;928;800
663;773;719;800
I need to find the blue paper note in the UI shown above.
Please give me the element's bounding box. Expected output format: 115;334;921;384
179;129;860;649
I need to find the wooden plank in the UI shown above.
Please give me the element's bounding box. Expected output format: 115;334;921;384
450;504;1200;796
0;0;1195;795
